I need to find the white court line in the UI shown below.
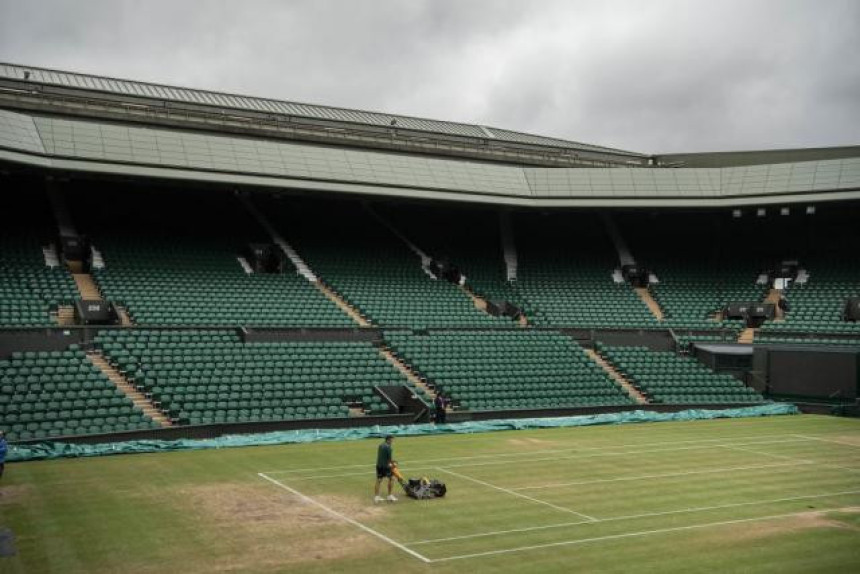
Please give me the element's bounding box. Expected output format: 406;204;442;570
279;438;809;481
258;433;797;475
407;488;860;546
428;508;858;563
722;444;860;475
435;467;598;522
794;434;860;449
257;472;431;564
513;460;813;491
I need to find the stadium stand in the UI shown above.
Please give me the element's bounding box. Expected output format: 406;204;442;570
385;331;635;411
616;211;769;333
0;181;78;327
95;330;424;424
259;197;510;329
513;212;660;328
594;343;764;404
69;186;353;327
0;346;158;441
375;203;523;314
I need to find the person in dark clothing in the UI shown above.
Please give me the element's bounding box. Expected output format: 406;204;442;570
0;431;7;483
374;435;396;503
434;393;447;424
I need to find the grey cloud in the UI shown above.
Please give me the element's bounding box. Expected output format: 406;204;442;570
0;0;857;153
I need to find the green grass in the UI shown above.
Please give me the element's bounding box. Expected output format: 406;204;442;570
2;414;860;573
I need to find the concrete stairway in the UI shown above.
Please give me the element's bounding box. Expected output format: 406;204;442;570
738;328;756;344
72;273;102;300
87;351;172;427
115;306;133;326
460;285;528;326
379;347;438;402
635;287;665;321
238;194;317;281
316;282;372;326
54;306;75;326
764;288;785;320
585;349;649;404
500;211;518;281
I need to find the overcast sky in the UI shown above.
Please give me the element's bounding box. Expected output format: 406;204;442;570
1;0;858;154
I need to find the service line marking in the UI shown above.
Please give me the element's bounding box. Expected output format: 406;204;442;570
793;434;860;449
257;472;431;564
406;488;860;546
512;460;813;491
274;437;810;481
434;467;598;522
721;443;860;475
258;433;801;475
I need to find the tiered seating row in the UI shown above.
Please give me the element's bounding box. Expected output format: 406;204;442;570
0;234;78;326
95;330;422;424
595;343;764;404
93;237;353;327
386;331;634;411
760;267;860;335
0;347;158;441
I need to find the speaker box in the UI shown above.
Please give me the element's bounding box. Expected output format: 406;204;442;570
60;234;89;261
74;300;118;325
244;243;285;274
725;302;754;320
621;264;650;287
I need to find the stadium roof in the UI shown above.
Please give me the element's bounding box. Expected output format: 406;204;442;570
0;62;858;208
0;62;647;167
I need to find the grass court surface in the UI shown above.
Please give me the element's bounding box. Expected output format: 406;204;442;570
2;414;860;573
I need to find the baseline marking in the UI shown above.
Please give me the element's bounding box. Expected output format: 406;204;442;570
406;488;860;546
257;472;431;564
428;509;857;563
258;433;800;475
435;467;598;522
513;460;812;491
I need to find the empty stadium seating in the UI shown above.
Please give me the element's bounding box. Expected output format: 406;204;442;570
261;198;510;329
0;234;78;326
513;212;659;328
0;182;78;327
595;343;764;404
0;347;158;441
386;331;635;410
376;204;525;313
758;264;860;336
95;330;423;424
71;187;352;327
754;335;860;347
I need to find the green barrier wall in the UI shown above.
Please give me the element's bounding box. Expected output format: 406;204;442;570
7;403;798;463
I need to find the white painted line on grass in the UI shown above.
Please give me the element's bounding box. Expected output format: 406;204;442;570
793;434;860;449
257;472;431;564
513;460;813;491
435;467;598;522
406;488;860;546
258;433;799;475
277;438;811;481
427;509;857;563
722;444;860;475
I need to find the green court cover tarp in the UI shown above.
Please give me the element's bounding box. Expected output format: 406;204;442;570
7;403;798;463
